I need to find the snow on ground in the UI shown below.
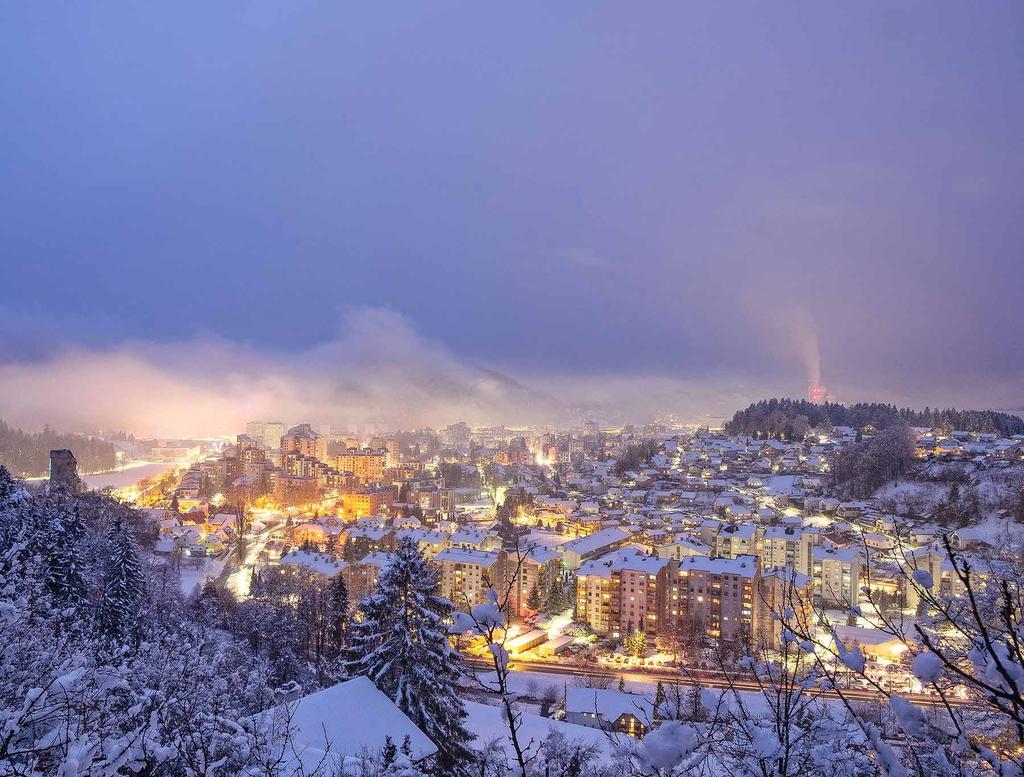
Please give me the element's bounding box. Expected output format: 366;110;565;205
81;461;178;490
956;515;1024;544
873;480;948;513
179;554;228;596
463;699;612;759
285;676;437;765
524;528;572;547
762;475;800;495
475;668;787;720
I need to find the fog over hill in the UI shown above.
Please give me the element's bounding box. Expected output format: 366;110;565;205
1;306;1021;438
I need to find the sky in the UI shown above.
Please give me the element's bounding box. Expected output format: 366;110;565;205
1;3;1022;435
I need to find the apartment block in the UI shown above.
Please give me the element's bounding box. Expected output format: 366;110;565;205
758;526;817;576
713;523;761;559
434;548;506;609
664;555;760;643
576;549;671;639
507;546;563;618
812;546;862;609
335;449;386;483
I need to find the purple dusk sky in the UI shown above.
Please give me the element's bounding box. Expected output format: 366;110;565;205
1;3;1022;433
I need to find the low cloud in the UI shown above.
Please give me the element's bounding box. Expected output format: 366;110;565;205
0;306;783;437
1;306;1020;438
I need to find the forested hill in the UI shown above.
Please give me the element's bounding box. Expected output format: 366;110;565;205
724;399;1024;438
0;419;117;477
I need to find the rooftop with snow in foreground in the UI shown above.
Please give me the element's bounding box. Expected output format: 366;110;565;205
259;676;436;769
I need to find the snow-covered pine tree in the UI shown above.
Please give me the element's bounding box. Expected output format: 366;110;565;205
327;571;349;657
0;464;23;504
97;514;146;640
544;575;564;614
526;582;542;612
45;500;88;611
347;535;475;772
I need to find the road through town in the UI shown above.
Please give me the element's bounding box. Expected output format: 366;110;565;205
463;656;971;708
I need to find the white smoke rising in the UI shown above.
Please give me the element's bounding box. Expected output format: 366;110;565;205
786;308;821;388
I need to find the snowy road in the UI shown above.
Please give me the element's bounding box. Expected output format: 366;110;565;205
463;656;972;708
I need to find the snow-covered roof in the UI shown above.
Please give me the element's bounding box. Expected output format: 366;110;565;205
522;546;561;564
449;528;490;545
718;523;757;539
579;548;670;578
354;551;393;569
559;527;630;555
565;687;655;723
677;554;759;578
813;546;861;563
762;525;805;541
274;676;437;765
433;547;499;566
279;550;348;578
658;535;710;553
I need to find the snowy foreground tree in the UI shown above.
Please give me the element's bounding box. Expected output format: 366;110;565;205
347;535;476;774
451;577;533;776
96;514;147;640
0;469;347;777
773;523;1024;777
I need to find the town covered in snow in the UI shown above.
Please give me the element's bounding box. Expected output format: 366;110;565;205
3;4;1023;774
5;400;1024;776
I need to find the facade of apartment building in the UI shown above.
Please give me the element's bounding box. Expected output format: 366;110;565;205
434;547;506;609
665;554;760;643
812;546;862;608
576;549;671;639
335;449;386;483
713;523;761;559
507;546;563;618
758;526;817;576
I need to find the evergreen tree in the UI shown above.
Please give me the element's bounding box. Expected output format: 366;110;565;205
326;571;350;657
623;627;647;658
0;464;21;504
347;536;475;772
633;629;647;658
544;576;564;614
380;735;398;766
526;583;542;611
96;515;146;640
45;502;88;610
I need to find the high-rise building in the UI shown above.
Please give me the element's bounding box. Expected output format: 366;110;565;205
434;548;506;609
812;546;862;608
263;421;285;450
281;424;327;462
756;566;815;650
507;547;562;618
576;549;672;639
713;523;761;559
758;526;818;576
246;421;286;450
335;449;386;483
665;554;760;643
441;422;471;451
384;439;400;469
